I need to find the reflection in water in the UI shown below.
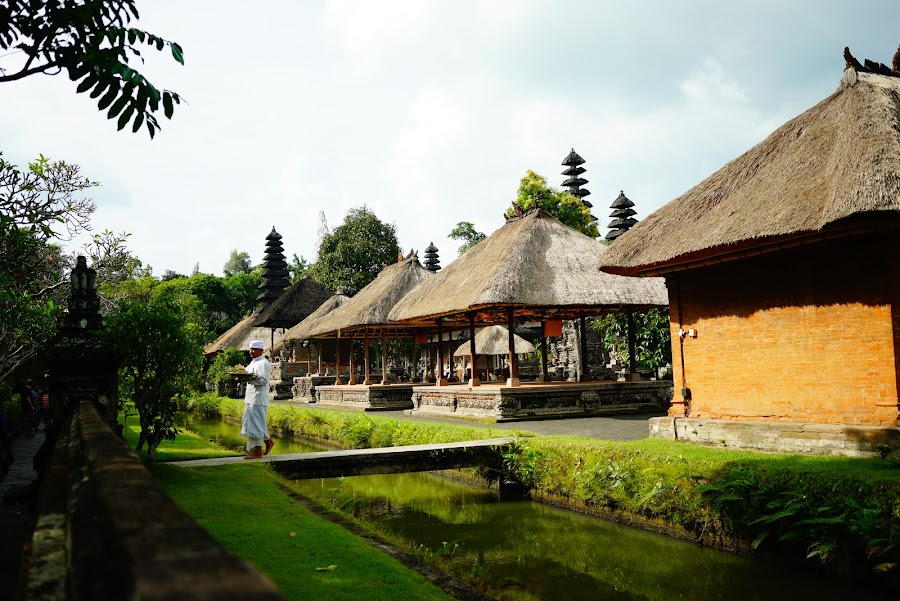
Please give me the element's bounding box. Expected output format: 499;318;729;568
183;415;892;601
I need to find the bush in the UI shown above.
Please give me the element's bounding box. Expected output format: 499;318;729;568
207;348;247;388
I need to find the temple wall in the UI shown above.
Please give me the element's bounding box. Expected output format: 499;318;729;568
666;231;900;427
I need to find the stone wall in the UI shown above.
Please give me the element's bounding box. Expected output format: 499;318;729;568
667;232;900;427
650;416;900;457
26;402;285;601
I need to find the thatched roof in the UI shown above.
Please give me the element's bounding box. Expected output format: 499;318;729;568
281;293;351;342
251;276;333;328
597;70;900;276
453;326;535;357
203;313;284;356
387;209;667;325
304;256;434;338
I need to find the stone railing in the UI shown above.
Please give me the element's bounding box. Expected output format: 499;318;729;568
24;401;285;601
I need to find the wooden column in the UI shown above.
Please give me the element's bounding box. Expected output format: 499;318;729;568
468;312;480;387
334;332;342;384
540;320;548;382
380;329;388;384
506;307;520;387
363;330;371;385
627;310;640;381
317;341;322;375
436;318;447;386
348;338;356;385
579;315;590;382
448;330;456;382
411;336;418;382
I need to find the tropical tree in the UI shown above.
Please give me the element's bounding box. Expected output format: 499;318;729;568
0;0;185;137
448;221;486;255
104;296;204;462
309;206;400;296
0;153;97;380
507;170;598;237
288;253;310;283
223;250;252;277
590;308;672;370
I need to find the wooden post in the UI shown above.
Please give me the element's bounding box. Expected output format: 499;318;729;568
540;320;548;382
334;332;343;384
317;341;322;375
506;307;520;387
348;338;356;385
627;309;640;381
363;330;371;385
380;329;388;385
468;312;480;387
436;318;447;386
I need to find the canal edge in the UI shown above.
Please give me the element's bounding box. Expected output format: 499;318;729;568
275;482;495;601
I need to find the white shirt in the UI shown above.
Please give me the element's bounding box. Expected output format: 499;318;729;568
244;355;271;406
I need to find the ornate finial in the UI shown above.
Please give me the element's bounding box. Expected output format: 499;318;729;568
65;255;102;330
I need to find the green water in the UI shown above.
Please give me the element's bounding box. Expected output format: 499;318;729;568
183;415;892;601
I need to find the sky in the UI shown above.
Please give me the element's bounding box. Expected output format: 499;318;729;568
3;0;899;277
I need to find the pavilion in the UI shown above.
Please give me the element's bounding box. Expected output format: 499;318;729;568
289;254;435;410
388;208;671;421
597;53;900;455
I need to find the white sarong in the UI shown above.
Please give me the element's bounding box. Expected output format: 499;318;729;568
240;403;269;450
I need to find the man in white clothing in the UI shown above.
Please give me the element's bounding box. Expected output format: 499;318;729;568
241;340;274;459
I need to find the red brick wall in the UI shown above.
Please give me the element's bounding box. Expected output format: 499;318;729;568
666;232;900;427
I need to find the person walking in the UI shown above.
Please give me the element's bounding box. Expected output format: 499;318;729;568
240;340;274;459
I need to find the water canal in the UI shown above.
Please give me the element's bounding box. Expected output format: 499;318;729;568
182;415;891;601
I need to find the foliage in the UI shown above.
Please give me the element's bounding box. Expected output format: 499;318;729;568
0;0;184;137
498;436;900;575
507;170;598;237
206;348;246;388
288;253;310;283
222;249;252;277
590;308;672;369
0;154;97;381
81;229;151;307
309;206;400;296
209;396;505;449
104;296;204;462
448;221;486;255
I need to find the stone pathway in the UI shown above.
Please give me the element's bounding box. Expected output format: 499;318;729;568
0;426;45;601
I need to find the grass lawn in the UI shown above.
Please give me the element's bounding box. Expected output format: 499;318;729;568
123;417;454;601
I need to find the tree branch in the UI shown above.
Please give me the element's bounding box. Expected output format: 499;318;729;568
0;60;61;82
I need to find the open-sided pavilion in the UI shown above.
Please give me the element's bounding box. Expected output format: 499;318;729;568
387;208;673;421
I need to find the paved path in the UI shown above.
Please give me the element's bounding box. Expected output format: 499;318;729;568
0;426;45;601
273;400;665;441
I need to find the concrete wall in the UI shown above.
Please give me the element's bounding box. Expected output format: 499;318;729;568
667;232;900;427
650;416;900;457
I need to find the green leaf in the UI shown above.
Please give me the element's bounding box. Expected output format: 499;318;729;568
171;43;184;65
97;81;120;111
89;80;109;99
107;94;130;119
117;106;135;131
76;74;98;94
163;92;173;119
131;111;145;133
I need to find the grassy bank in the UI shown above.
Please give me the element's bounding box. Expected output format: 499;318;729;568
181;393;900;586
120;417;455;600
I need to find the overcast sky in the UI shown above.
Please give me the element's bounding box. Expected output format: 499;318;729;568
3;1;899;277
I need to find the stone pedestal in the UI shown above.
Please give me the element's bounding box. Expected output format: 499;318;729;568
291;375;337;403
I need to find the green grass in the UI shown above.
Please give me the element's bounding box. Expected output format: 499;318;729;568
121;411;455;601
152;463;453;601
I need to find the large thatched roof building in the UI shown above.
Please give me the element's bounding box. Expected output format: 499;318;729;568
388;209;667;326
304;255;434;339
597;60;900;456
